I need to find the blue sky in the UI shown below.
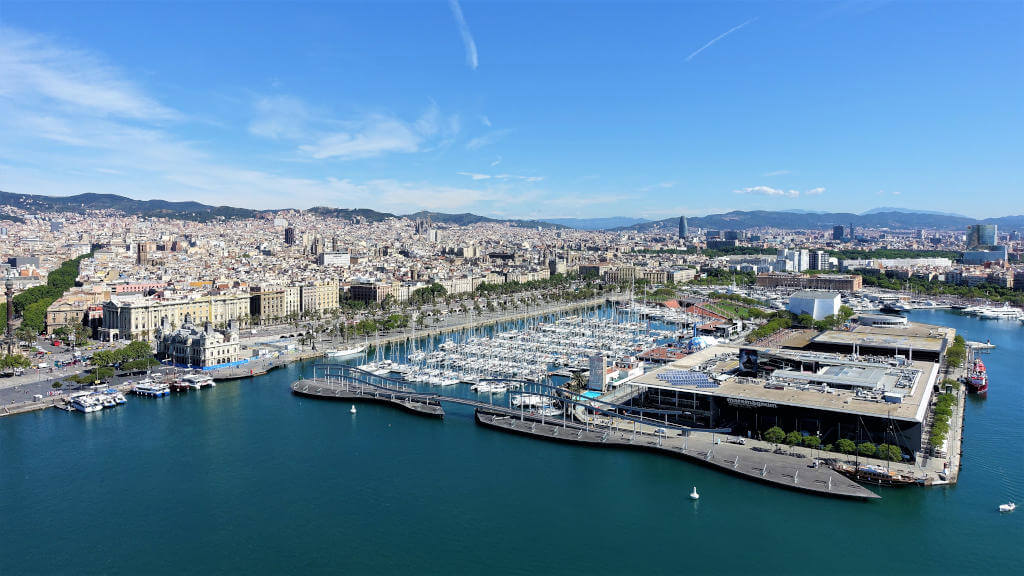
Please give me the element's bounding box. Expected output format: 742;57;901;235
0;1;1020;219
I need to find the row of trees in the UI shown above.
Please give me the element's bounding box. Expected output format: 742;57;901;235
691;269;757;287
763;427;903;461
90;340;158;372
945;334;967;368
1;253;92;335
408;283;448;305
746;313;794;342
929;393;958;449
763;426;821;449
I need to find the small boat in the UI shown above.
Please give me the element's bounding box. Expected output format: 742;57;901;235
689;486;700;500
327;345;367;359
71;395;103;413
999;502;1015;513
831;462;923;486
350;405;357;414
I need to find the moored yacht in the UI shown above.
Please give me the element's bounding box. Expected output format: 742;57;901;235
326;345;367;359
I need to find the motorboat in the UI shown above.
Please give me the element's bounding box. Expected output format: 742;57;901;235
690;486;700;500
999;502;1015;513
71;395;103;413
182;374;215;389
326;345;367;359
350;405;357;414
133;381;170;397
976;305;1022;320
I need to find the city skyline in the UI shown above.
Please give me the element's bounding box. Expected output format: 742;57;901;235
1;2;1021;219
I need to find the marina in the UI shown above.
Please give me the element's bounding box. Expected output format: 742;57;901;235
1;308;1020;575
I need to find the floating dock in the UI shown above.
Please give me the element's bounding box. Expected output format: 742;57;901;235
291;378;445;417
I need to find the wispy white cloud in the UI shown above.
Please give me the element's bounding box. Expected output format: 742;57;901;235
296;103;457;160
457;171;492;180
0;27;487;211
467;128;513;150
490;155;502;167
686;18;757;62
734;185;825;198
639;181;676;192
481;115;492;127
0;27;178;120
299;116;421;160
248;95;311;140
457;171;542;183
448;0;479;70
496;174;543;183
763;169;791;177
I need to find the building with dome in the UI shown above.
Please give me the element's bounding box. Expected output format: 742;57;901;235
155;314;245;369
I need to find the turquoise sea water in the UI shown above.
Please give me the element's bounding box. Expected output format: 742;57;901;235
1;310;1021;575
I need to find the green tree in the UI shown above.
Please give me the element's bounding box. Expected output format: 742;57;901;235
784;431;803;446
567;371;588;393
0;353;31;372
21;300;48;333
121;357;160;372
876;444;902;462
121;340;153;362
835;438;856;454
801;435;821;449
857;442;877;457
764;426;785;445
91;350;117;367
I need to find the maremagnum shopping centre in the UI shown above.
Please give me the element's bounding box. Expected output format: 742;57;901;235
626;319;955;460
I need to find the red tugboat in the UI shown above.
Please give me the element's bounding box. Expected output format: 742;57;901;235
966;358;989;394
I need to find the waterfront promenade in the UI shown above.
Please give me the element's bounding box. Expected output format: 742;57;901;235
474;411;879;499
292;369;880;499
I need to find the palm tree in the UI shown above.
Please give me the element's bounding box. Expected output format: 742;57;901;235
568;371;588;393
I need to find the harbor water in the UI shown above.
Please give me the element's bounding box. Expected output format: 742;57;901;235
1;310;1021;575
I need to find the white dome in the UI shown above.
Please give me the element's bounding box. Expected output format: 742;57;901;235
689;336;719;350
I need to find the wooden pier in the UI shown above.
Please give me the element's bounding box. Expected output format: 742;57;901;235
291;378;445;417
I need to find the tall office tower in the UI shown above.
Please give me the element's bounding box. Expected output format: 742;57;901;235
966;224;997;249
678;215;689;238
832;225;845;241
809;250;828;271
284;227;296;245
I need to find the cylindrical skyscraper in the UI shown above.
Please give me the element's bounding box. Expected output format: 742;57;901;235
678;215;689;239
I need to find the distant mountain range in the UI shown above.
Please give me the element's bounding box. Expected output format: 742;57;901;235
539;216;649;230
0;191;258;222
619;209;1024;232
0;190;562;228
861;206;968;218
2;190;1019;232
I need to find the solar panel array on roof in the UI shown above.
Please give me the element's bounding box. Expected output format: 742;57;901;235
657;370;717;389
